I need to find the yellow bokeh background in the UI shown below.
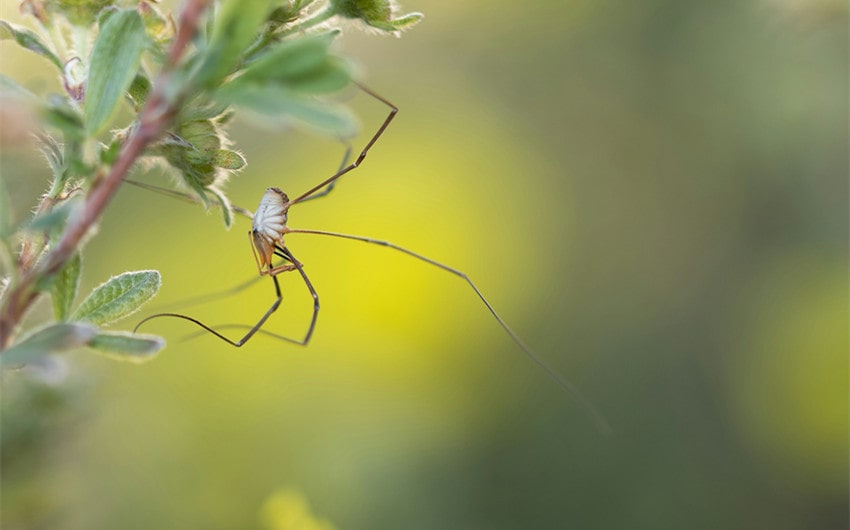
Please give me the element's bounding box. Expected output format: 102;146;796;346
1;1;847;529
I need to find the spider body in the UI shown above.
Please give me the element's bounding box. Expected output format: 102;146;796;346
251;187;291;274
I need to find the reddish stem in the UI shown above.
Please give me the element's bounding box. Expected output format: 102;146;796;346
0;0;211;349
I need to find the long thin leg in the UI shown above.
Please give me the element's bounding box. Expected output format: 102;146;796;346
275;246;320;345
295;141;352;203
134;275;289;346
127;85;391;211
125;130;352;219
160;249;319;344
155;273;263;312
177;324;304;344
138;235;290;314
289;83;398;205
124;178;254;219
286;228;611;433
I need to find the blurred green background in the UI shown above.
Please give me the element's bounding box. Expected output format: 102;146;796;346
2;0;848;529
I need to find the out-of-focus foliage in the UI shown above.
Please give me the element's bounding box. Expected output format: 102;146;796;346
261;489;338;530
1;373;90;529
0;0;846;529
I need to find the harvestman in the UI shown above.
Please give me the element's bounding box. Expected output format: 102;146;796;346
134;83;610;432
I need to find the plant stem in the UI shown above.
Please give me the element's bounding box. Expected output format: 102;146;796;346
0;0;212;350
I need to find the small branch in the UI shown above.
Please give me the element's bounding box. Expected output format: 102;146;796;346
0;0;211;349
168;0;210;66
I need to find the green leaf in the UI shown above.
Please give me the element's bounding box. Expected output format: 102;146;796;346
234;33;351;96
183;177;213;209
127;73;152;111
96;5;119;28
241;31;339;83
1;323;97;367
283;56;351;95
213;149;246;170
100;136;122;165
38;133;64;177
216;109;236;125
195;0;275;89
0;20;62;69
87;331;164;362
388;12;424;31
44;94;85;141
178;100;231;122
72;270;161;326
215;83;357;136
230;56;351;97
52;253;82;321
85;9;146;137
24;199;80;235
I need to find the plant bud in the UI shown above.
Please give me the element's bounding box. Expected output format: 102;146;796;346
43;0;116;27
162;119;221;188
329;0;422;35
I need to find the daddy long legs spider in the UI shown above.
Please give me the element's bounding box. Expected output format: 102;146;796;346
132;83;610;433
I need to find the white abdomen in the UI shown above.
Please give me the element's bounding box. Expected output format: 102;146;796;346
252;187;289;245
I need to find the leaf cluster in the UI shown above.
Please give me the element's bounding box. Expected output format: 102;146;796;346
3;268;163;366
0;0;421;369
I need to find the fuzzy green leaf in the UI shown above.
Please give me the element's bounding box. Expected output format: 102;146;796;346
241;31;339;83
0;20;62;69
87;331;164;362
85;9;146;137
100;137;122;165
194;0;275;88
183;177;213;209
215;83;357;136
179;101;232;122
213;149;246;170
387;12;424;31
45;94;85;141
96;5;119;27
1;323;98;367
52;253;82;321
283;56;351;95
38;133;64;177
127;73;152;111
24;200;79;236
234;33;351;96
72;270;161;326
